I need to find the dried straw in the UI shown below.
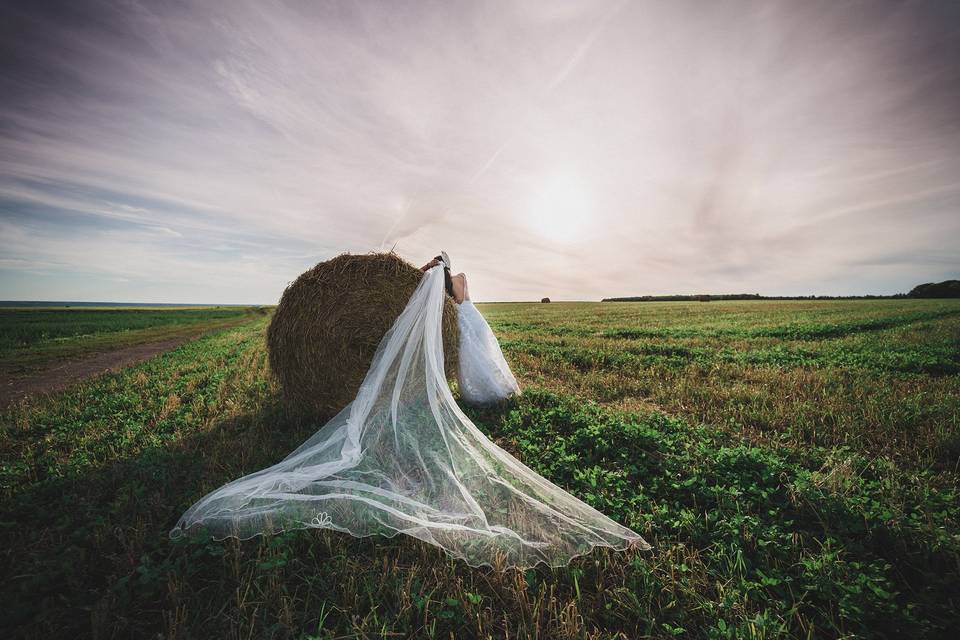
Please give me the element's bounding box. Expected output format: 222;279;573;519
267;252;459;419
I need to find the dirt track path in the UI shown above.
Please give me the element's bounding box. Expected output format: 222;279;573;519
0;336;195;410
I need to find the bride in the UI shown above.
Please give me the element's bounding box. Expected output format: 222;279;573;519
419;252;520;406
169;252;648;569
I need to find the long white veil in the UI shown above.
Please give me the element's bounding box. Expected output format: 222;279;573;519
169;265;649;568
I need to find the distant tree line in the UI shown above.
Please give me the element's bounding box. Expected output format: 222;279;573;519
603;279;959;302
907;280;960;299
603;294;764;302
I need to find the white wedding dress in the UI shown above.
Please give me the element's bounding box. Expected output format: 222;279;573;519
169;264;648;569
455;282;520;405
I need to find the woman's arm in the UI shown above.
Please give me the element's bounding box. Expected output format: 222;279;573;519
420;258;440;272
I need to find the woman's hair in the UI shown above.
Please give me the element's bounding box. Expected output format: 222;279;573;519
434;255;455;298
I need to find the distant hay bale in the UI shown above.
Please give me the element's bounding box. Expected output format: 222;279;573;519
541;297;551;303
267;252;459;419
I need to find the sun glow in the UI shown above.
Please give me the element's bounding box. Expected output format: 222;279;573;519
526;174;593;244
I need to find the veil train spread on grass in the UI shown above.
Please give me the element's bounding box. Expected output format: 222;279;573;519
169;264;649;568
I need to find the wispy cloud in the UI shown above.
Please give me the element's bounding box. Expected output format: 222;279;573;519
1;0;958;302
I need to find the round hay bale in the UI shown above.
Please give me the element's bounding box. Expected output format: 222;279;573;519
267;252;459;419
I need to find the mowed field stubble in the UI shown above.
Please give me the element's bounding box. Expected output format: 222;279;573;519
1;299;958;639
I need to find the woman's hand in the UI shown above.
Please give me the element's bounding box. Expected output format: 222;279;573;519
420;258;440;272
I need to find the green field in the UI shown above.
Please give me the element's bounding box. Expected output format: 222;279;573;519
0;306;269;378
1;300;958;638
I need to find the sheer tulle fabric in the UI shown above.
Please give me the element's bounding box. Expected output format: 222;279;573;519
169;266;649;568
457;299;521;405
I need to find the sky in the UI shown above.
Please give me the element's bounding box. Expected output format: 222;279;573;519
1;0;959;303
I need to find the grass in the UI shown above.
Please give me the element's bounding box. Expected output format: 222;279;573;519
0;299;958;638
490;300;960;471
0;306;270;378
